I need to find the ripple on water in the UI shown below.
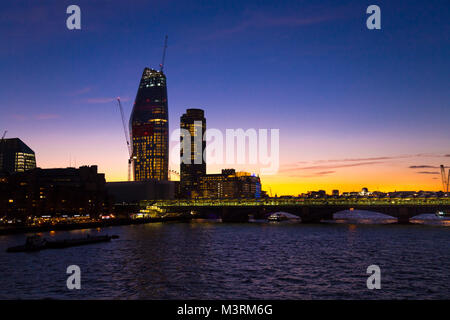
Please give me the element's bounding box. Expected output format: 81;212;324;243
0;215;449;299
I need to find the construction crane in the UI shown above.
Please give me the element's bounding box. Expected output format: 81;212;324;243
1;130;6;141
441;165;449;193
117;98;133;181
159;35;168;72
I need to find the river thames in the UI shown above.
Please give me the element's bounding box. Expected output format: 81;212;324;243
0;211;449;299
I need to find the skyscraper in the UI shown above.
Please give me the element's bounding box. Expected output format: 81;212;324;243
130;68;169;181
180;109;206;198
0;138;36;174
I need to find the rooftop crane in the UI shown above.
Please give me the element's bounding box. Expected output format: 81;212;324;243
117;98;133;181
441;165;450;193
1;130;7;141
159;35;168;72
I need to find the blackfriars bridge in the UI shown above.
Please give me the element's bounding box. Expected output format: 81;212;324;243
142;198;450;223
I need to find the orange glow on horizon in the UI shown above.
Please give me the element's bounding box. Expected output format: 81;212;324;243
104;163;444;196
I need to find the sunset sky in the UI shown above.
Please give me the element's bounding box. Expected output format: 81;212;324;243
1;0;449;195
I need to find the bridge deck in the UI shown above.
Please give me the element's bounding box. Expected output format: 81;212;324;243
145;198;450;208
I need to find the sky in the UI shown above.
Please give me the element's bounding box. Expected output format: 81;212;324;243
0;0;449;195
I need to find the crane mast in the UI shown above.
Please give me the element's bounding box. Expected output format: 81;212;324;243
159;35;168;72
448;170;450;194
117;98;133;181
441;165;449;193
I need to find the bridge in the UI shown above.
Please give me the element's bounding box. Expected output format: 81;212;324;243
141;198;450;223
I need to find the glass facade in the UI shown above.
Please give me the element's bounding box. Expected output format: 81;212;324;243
0;138;36;174
180;109;206;198
130;68;169;181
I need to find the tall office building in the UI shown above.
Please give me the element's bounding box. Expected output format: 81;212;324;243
0;138;36;174
180;109;206;198
130;68;169;181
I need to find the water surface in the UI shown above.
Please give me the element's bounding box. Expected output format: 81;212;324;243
0;211;449;299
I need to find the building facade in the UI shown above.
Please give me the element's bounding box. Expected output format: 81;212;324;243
130;68;169;181
0;166;109;219
180;109;206;198
199;169;261;199
0;138;36;174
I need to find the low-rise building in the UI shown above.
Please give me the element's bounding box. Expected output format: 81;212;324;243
0;165;109;219
199;169;261;199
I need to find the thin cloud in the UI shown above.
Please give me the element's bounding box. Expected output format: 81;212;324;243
68;87;92;96
313;154;437;164
204;11;344;40
314;156;395;164
417;171;440;175
35;114;60;120
290;170;336;178
281;161;383;173
409;165;439;169
8;113;60;121
8;114;26;121
281;153;446;175
316;171;335;175
84;97;130;104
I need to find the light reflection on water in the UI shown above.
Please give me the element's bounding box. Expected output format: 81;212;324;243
0;211;448;300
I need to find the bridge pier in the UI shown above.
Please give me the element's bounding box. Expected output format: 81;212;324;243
299;207;326;223
397;207;411;224
221;208;249;223
300;216;323;223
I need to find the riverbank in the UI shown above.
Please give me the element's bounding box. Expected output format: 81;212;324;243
0;216;191;235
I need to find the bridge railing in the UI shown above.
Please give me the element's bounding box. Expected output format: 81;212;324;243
143;197;450;208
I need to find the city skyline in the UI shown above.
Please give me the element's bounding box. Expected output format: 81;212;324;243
1;0;449;195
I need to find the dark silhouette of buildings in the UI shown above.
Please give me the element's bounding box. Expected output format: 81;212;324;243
0;166;109;219
180;108;206;198
0;138;36;174
130;68;169;181
106;180;175;203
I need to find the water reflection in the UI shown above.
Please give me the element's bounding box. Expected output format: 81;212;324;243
0;211;448;299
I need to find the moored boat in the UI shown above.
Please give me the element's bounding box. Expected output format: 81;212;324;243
435;211;449;218
7;234;119;253
267;213;289;222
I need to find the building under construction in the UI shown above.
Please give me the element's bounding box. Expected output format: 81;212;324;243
128;37;169;182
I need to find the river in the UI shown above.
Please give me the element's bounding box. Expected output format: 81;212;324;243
0;211;449;299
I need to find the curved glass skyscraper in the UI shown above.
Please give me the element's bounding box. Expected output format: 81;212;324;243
130;68;169;181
